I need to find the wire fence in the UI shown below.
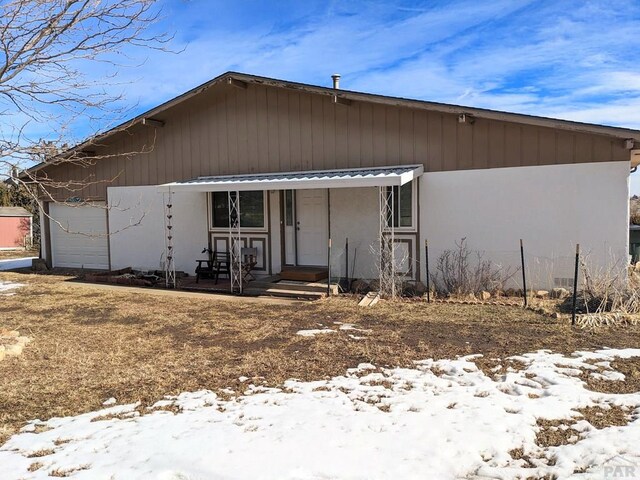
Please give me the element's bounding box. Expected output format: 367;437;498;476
328;237;628;297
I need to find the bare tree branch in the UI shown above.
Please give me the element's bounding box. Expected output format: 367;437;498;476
0;0;172;239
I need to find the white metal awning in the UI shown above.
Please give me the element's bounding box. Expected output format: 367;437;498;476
158;165;423;192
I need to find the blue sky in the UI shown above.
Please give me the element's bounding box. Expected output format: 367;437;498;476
13;0;640;191
130;0;640;129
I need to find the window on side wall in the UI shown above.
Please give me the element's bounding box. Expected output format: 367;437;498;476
210;191;265;229
386;181;413;229
284;190;294;226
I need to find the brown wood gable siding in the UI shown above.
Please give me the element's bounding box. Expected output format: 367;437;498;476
43;83;630;201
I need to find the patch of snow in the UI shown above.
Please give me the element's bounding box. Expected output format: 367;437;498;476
19;423;40;434
102;398;117;407
0;281;24;294
296;328;335;337
149;399;173;409
338;323;372;333
591;370;626;381
348;363;376;372
2;349;640;479
238;376;249;382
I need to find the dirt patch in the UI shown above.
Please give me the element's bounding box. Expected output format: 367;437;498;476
49;465;90;477
363;379;395;390
535;417;582;447
583;358;640;394
26;448;54;458
508;448;536;468
1;271;640;446
474;357;529;378
535;403;634;448
27;462;43;472
577;404;633;429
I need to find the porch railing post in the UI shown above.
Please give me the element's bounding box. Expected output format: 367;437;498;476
390;186;395;298
163;189;176;289
228;190;242;294
378;185;395;298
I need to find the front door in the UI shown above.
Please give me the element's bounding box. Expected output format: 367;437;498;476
296;189;328;266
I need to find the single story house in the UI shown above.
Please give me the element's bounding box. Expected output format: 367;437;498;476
26;72;640;292
0;207;32;250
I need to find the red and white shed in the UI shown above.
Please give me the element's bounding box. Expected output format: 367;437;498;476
0;207;32;249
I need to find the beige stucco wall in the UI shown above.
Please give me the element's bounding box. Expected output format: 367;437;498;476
101;159;629;289
328;187;380;280
420;161;631;289
107;186;208;275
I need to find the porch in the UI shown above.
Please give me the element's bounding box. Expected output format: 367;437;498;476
179;268;337;300
156;165;423;296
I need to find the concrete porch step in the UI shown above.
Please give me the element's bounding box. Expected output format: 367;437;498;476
243;286;326;300
251;279;335;294
178;275;336;300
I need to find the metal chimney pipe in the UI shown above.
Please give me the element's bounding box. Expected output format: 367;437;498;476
331;74;341;89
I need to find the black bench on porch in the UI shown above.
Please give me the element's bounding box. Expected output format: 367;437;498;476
195;248;259;284
195;251;230;283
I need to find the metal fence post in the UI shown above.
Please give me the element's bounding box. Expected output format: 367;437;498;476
520;239;527;307
345;237;349;292
425;239;430;303
572;243;580;326
327;238;332;297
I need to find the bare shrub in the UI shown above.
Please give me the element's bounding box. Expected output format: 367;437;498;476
564;255;640;327
630;196;640;225
368;241;411;299
431;238;518;297
579;256;640;313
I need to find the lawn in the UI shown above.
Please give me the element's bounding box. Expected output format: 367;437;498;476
0;249;38;261
1;271;639;478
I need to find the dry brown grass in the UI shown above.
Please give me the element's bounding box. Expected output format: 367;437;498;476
26;448;54;458
0;248;38;261
536;417;582;447
534;403;633;449
583;358;640;394
49;465;90;477
1;271;640;446
576;404;633;429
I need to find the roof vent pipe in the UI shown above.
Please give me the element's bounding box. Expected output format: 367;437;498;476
331;74;341;89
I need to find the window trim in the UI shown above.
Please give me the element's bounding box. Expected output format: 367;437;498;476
384;180;417;232
207;191;269;233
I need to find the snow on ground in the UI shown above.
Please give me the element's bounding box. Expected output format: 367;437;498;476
2;349;640;479
0;257;36;271
296;328;335;337
297;322;372;337
0;280;24;295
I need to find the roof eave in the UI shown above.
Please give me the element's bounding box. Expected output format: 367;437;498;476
24;71;640;178
231;72;640;141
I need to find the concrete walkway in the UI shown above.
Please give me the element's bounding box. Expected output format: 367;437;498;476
0;257;37;271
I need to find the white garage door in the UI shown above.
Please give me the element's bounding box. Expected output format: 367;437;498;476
49;203;109;270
